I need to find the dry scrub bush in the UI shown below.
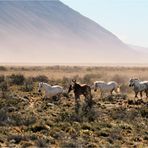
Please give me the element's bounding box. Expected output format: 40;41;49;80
21;77;34;92
0;66;7;71
82;73;103;84
72;75;81;82
32;75;49;83
61;76;71;88
111;74;128;84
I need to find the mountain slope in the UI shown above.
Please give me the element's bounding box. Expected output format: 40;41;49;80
0;0;146;63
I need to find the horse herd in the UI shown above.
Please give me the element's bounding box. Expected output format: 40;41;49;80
38;78;148;99
38;78;148;112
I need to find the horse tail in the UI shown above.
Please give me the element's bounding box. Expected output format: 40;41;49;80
93;82;98;91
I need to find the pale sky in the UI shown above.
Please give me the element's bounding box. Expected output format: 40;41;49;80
61;0;148;47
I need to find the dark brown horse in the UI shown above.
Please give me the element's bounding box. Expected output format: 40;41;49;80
68;80;93;113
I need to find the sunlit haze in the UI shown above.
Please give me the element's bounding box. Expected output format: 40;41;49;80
0;0;148;64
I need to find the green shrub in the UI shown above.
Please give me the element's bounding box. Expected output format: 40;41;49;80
8;135;24;144
21;141;33;148
30;124;49;132
8;74;25;85
0;75;5;83
81;122;93;131
9;113;36;126
0;66;7;71
97;131;109;137
0;109;8;124
86;143;98;148
35;138;48;147
61;140;78;148
140;106;148;118
0;81;8;91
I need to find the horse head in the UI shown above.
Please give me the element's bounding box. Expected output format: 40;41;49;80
68;80;80;93
38;82;43;93
129;78;139;87
72;79;76;83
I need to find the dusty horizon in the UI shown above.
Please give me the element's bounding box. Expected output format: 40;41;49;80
1;62;148;67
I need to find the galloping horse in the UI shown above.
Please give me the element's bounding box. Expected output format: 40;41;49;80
93;81;120;98
68;80;93;113
129;78;148;98
38;82;64;99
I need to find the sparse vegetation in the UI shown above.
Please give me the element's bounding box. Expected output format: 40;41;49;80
0;66;147;147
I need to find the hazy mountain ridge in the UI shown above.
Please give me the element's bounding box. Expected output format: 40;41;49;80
0;0;147;63
128;45;148;53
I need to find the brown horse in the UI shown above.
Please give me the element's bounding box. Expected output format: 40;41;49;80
68;80;93;113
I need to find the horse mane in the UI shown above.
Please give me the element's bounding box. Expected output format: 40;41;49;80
74;81;89;87
95;81;105;83
40;82;52;87
130;78;139;81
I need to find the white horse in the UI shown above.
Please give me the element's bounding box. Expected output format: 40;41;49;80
38;82;64;99
129;78;148;98
93;81;120;98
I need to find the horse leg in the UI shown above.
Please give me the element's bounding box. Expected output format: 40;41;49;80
114;87;119;94
56;93;61;101
88;94;93;109
147;91;148;99
134;91;138;102
146;90;148;98
44;93;48;100
75;95;80;114
110;89;114;95
100;90;103;98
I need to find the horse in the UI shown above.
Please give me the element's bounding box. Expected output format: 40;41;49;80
68;80;93;113
93;81;120;98
129;78;148;98
38;82;64;99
